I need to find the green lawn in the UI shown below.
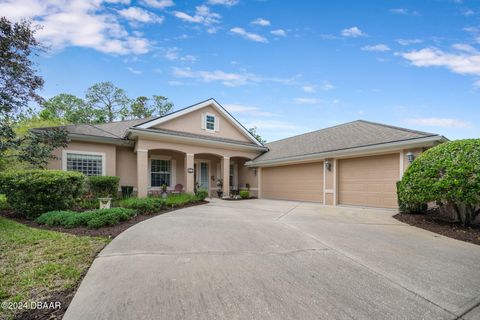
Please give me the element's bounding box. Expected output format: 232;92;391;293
0;217;109;319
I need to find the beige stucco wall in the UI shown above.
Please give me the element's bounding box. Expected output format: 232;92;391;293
236;157;258;197
47;141;117;176
402;148;424;172
153;105;251;143
116;147;137;188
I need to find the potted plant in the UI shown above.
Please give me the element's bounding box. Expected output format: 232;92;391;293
216;179;223;198
161;184;168;198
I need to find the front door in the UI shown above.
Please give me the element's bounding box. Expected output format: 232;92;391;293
195;161;209;191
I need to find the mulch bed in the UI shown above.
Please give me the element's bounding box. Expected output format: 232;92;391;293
223;197;258;201
394;211;480;246
0;200;208;239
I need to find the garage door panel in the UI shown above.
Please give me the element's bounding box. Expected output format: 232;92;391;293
338;154;399;208
262;162;323;202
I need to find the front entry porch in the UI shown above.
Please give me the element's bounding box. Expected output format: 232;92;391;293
135;142;258;198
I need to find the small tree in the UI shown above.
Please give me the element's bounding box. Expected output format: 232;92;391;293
85;81;130;122
248;126;266;144
128;95;174;119
397;139;480;226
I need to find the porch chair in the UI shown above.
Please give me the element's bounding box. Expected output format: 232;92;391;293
172;183;184;194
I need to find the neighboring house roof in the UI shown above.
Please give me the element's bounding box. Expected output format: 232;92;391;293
250;120;446;165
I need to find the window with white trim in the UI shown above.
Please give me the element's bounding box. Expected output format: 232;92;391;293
205;114;216;131
151;159;171;187
66;153;103;176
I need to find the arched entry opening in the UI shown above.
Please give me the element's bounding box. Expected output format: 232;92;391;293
193;153;223;197
230;156;257;197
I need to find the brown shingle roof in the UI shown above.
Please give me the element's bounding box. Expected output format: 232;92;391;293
251;120;441;163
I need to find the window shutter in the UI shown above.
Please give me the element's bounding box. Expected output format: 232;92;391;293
215;117;220;132
201;113;206;129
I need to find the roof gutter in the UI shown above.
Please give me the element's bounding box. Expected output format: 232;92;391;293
66;133;135;147
127;128;268;152
246;135;447;167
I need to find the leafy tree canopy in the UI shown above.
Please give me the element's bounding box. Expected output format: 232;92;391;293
0;17;68;169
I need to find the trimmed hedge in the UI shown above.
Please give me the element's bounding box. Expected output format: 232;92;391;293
88;176;120;198
36;208;137;229
0;170;85;219
165;193;199;207
117;197;166;214
195;189;208;201
397;139;480;225
239;190;250;199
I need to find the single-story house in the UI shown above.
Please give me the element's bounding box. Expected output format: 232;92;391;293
41;98;446;209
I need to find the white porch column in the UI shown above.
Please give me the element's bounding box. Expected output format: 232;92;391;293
222;156;230;197
185;153;194;194
136;149;148;198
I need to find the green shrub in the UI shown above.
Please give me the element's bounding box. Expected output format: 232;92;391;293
0;170;86;219
117;197;166;214
397;139;480;225
195;189;208;201
36;208;136;229
0;194;8;210
88;176;120;198
239;190;250;199
396;181;428;214
166;193;198;207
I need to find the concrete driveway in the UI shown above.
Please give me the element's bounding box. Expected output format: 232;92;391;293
64;199;480;320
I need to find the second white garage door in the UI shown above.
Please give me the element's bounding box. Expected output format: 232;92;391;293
338;153;400;208
262;162;324;202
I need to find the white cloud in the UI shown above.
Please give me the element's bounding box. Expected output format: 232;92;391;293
0;0;151;55
294;97;322;105
302;85;316;93
172;67;296;87
270;29;287;37
173;5;221;31
141;0;174;8
452;43;477;53
163;47;197;62
320;80;335;91
302;81;334;93
251;18;270;26
460;8;475;16
118;7;163;23
399;47;480;75
341;26;366;38
105;0;131;4
406;118;471;128
389;8;420;15
396;38;422;46
230;27;268;43
127;67;141;74
207;0;238;6
361;44;391;52
224;104;273;116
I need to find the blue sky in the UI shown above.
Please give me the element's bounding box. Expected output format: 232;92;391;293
2;0;480;141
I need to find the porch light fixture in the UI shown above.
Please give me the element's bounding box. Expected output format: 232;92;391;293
406;152;415;164
325;160;332;171
188;167;194;173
